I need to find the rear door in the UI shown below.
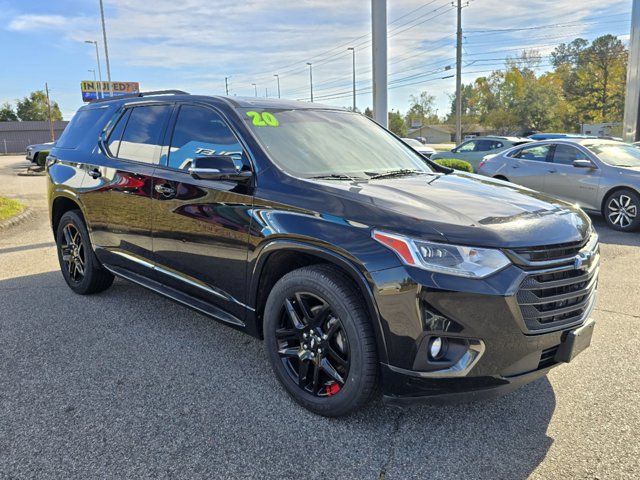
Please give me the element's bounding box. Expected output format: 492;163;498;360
505;143;553;191
150;103;254;325
80;102;173;275
544;144;601;209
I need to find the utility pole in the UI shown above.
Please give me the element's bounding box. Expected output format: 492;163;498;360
252;83;257;97
455;0;463;145
624;0;640;142
348;47;356;111
371;0;388;127
265;87;268;98
274;74;281;98
225;77;229;95
99;0;113;97
307;63;314;102
45;83;55;142
84;40;103;99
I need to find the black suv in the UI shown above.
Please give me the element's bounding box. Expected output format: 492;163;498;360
47;91;599;417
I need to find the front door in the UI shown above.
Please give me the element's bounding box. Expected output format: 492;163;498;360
151;104;254;324
544;144;601;210
80;103;173;275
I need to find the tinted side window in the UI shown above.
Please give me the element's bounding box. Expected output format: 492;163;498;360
167;105;243;170
118;105;172;164
56;106;112;149
475;140;500;151
457;141;476;152
106;109;131;157
513;144;551;162
552;144;589;165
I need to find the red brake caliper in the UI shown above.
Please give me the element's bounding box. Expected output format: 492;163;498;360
325;383;340;396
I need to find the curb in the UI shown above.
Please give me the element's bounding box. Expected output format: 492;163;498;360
0;207;34;230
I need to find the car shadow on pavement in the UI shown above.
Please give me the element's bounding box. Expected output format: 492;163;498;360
590;215;640;247
0;271;555;479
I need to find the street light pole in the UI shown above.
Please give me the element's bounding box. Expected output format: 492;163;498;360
45;82;55;142
307;62;314;102
99;0;113;97
455;0;463;145
252;83;257;97
84;40;103;99
88;69;96;83
347;47;356;111
274;74;281;98
371;0;387;127
225;77;229;95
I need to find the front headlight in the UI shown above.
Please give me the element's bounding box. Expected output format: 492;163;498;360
372;230;511;278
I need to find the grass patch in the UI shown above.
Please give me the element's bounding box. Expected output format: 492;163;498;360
0;196;25;222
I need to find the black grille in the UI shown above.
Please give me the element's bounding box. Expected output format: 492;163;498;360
512;238;599;333
538;346;559;369
511;239;587;266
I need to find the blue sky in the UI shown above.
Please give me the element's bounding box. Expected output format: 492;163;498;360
0;0;632;119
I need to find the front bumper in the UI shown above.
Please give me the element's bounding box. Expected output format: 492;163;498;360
370;238;599;402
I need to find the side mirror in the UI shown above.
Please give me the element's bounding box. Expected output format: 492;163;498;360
573;159;596;169
450;148;457;153
188;155;252;183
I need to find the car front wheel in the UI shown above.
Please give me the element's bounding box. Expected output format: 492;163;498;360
604;189;640;232
264;265;378;417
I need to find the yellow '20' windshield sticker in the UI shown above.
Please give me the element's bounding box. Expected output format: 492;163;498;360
246;111;279;127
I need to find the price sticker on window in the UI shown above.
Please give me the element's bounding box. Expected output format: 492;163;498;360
246;111;279;127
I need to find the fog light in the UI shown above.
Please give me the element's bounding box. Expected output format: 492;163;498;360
429;337;447;360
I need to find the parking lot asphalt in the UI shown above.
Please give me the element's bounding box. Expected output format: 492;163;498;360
1;155;639;479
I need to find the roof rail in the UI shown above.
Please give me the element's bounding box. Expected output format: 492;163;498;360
91;89;190;103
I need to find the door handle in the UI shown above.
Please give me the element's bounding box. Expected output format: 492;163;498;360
511;164;520;169
88;168;101;179
155;184;176;196
547;169;557;173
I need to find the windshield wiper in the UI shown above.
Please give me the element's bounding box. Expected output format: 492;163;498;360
308;173;366;181
364;169;425;179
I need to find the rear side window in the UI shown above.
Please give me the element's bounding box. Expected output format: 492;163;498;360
106;109;131;157
56;106;112;149
167;105;243;170
117;105;172;164
512;144;551;162
475;140;502;151
552;144;589;165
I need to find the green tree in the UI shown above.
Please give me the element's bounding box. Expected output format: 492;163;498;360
16;90;62;121
388;110;407;137
0;102;18;121
406;91;439;127
363;107;373;118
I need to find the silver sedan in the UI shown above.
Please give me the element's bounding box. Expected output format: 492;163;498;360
477;139;640;232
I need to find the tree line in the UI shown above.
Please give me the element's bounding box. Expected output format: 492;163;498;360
389;34;628;137
0;91;63;122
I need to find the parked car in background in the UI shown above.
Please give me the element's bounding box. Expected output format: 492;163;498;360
430;136;531;172
528;133;593;141
478;139;640;231
402;138;436;159
26;141;55;163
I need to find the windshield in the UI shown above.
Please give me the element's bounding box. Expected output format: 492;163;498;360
586;142;640;167
240;108;431;178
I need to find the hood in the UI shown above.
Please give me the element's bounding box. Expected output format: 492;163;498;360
309;172;591;248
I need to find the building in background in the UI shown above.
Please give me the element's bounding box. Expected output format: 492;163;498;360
0;121;68;154
406;124;492;143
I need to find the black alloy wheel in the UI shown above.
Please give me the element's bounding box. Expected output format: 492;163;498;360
605;189;640;232
55;210;114;294
276;292;350;397
264;265;378;417
60;223;86;283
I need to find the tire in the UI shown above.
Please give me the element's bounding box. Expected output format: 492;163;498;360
603;189;640;232
264;265;378;417
55;210;114;294
493;175;509;182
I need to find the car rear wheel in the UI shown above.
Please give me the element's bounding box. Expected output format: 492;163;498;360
263;265;378;417
604;189;640;232
55;210;114;294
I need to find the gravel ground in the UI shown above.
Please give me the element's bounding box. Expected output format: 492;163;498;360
1;155;638;479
